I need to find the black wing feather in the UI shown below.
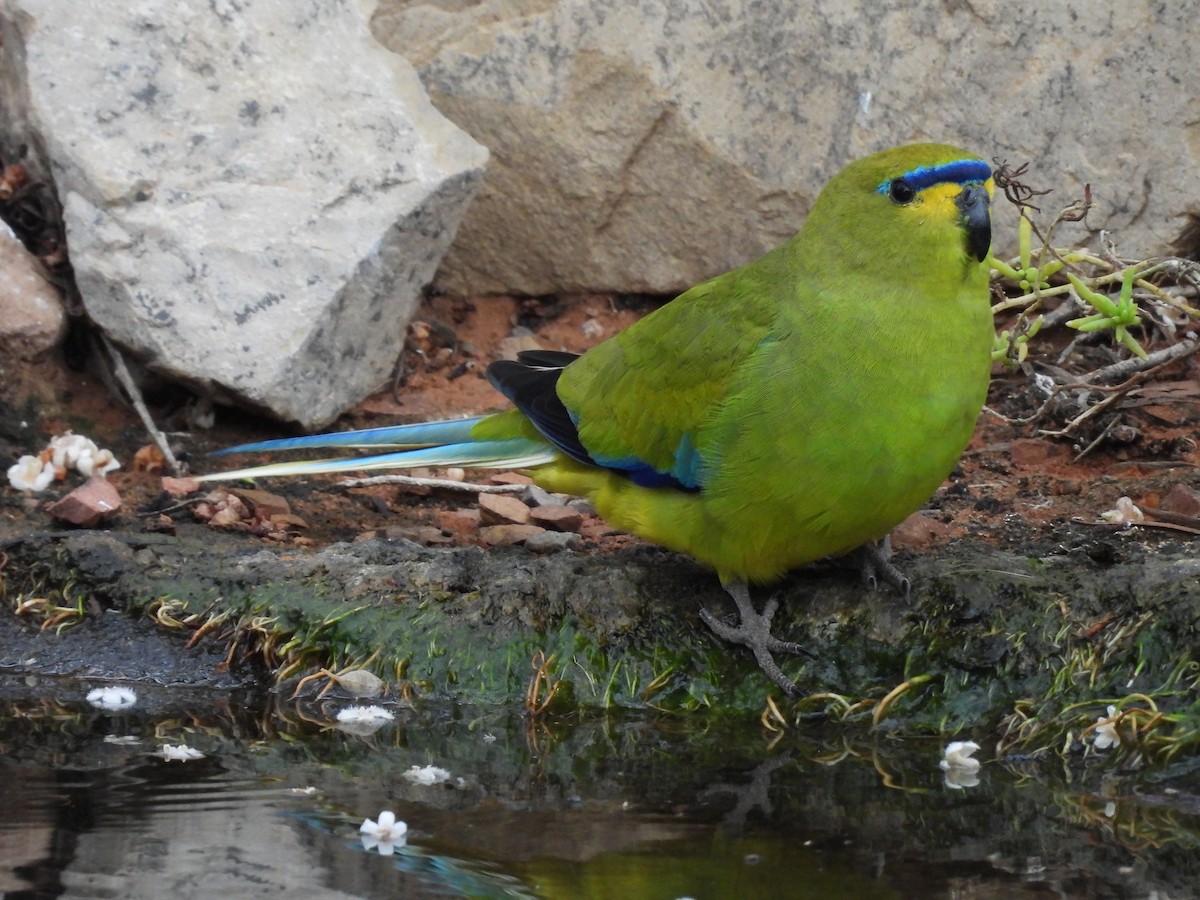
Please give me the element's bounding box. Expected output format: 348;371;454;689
486;351;596;466
510;349;581;368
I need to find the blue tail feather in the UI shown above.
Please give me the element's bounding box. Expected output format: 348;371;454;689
211;417;486;457
197;437;556;482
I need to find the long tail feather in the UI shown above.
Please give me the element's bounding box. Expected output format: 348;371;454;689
196;438;557;482
210;417;486;456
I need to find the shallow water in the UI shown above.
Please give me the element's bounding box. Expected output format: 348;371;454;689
2;675;1198;899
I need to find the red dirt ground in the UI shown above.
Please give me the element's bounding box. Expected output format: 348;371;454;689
3;291;1199;556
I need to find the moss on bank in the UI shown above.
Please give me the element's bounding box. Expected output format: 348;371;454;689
3;524;1199;766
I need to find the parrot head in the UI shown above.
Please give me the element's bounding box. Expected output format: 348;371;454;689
805;143;994;273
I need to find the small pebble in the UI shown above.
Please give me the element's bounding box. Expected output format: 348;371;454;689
566;498;598;517
46;477;123;527
522;484;561;507
333;670;386;698
383;525;453;545
529;505;584;532
524;531;581;553
161;476;201;497
478;492;532;525
479;524;544;546
435;508;481;534
488;472;533;486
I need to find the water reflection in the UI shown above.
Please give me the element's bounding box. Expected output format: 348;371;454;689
1;674;1199;899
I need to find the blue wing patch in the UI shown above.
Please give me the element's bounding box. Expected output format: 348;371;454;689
588;432;704;492
488;351;702;494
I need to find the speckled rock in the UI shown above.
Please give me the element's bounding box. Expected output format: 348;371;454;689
373;0;1197;295
0;0;487;427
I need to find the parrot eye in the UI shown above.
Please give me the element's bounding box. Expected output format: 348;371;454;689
887;179;917;205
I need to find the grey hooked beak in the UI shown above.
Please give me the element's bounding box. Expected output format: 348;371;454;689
956;182;991;263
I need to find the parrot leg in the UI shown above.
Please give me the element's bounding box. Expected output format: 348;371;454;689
699;581;812;696
854;536;911;597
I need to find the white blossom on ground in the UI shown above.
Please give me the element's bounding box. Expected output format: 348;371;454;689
160;744;205;761
7;455;55;492
48;433;92;469
1093;706;1122;751
47;433;120;478
86;686;137;710
940;740;982;790
360;810;407;855
6;433;121;491
1099;496;1144;525
76;447;120;478
336;705;394;724
402;765;451;786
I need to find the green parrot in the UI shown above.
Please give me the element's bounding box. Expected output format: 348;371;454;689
202;143;995;695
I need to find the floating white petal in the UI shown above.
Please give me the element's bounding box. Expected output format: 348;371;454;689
336;705;395;724
940;740;982;789
161;744;205;761
86;686;137;710
402;765;451;786
940;740;981;772
360;809;408;855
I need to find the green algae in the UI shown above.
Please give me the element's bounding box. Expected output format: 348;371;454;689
3;525;1200;767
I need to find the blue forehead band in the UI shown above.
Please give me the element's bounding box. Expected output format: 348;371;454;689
876;159;992;195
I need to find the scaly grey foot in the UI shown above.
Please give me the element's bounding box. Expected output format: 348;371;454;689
854;535;911;598
699;581;813;696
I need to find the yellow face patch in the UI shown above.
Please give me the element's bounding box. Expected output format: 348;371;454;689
898;177;993;241
913;179;983;209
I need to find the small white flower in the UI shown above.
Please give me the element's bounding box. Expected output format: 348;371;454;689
940;740;981;772
7;455;55;492
940;740;982;789
943;767;980;790
333;704;395;736
402;764;451;786
1099;497;1143;525
77;448;121;478
160;744;205;761
1093;706;1122;751
45;433;120;478
360;809;407;855
482;732;496;743
336;705;395;724
48;433;97;470
86;686;137;710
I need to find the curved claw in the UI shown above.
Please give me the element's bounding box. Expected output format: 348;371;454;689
699;582;813;697
855;536;911;598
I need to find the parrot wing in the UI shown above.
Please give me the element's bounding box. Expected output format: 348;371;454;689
489;258;784;491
